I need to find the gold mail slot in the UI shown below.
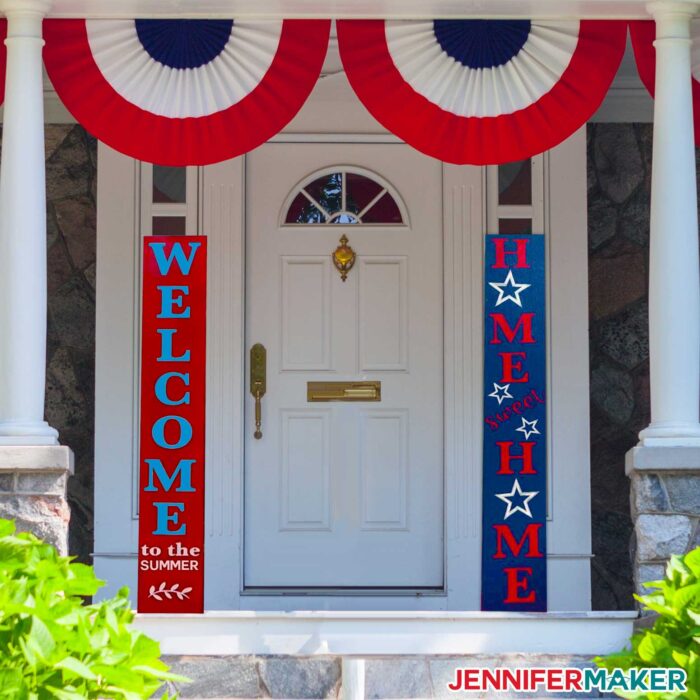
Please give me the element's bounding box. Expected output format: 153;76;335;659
307;381;381;402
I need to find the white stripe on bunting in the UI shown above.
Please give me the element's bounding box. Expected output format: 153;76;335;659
86;19;283;118
385;20;580;118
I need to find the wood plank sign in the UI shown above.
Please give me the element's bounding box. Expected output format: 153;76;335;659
138;236;207;613
482;234;547;611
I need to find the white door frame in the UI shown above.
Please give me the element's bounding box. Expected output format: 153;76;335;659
94;75;591;612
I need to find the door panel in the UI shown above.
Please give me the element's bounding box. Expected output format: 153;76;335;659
359;258;408;370
360;409;408;529
281;258;332;369
244;143;443;588
280;409;331;530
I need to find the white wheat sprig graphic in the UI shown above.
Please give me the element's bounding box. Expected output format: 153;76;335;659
148;582;193;601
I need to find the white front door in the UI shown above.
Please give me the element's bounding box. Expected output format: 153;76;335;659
244;143;444;589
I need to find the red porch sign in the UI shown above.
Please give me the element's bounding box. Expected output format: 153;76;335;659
138;236;206;613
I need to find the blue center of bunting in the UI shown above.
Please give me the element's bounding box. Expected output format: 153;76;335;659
433;20;531;69
135;19;234;70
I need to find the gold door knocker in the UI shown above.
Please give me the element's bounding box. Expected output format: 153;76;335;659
332;235;356;282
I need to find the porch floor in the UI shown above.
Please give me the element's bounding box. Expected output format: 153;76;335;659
135;610;637;656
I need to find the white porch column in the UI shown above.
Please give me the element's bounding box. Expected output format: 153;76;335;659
0;0;57;445
629;0;700;604
640;0;700;445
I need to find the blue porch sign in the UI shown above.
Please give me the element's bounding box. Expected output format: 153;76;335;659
482;234;547;611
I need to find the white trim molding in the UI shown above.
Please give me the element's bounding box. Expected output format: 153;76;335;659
135;610;638;656
0;445;73;471
626;445;700;472
23;0;700;20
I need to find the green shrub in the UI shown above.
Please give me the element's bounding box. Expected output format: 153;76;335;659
0;518;186;699
596;548;700;700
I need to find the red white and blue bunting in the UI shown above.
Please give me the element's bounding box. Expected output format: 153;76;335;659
43;19;330;165
337;19;626;164
630;21;700;145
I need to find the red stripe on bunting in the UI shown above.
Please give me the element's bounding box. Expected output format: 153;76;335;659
337;20;627;165
43;20;330;166
0;20;6;106
630;20;700;145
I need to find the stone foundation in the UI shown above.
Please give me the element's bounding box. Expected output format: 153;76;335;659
0;446;74;554
160;655;613;699
627;446;700;606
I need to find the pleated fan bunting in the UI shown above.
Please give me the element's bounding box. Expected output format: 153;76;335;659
43;19;331;165
337;19;627;164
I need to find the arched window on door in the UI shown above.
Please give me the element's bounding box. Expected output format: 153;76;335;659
282;167;408;226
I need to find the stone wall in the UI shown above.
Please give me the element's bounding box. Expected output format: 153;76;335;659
629;462;700;599
587;123;700;609
44;125;97;563
587;123;653;610
0;447;73;555
161;654;610;699
0;125;95;561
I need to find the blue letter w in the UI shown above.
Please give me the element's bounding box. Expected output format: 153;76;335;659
149;242;201;275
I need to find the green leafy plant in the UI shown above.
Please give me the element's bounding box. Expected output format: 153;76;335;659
0;518;186;699
596;547;700;700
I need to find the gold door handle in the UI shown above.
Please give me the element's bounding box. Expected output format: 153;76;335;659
253;382;263;440
250;344;266;440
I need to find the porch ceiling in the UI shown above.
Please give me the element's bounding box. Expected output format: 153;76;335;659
36;0;694;19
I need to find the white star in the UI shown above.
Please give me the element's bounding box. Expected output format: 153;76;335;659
516;417;540;441
488;382;513;405
488;270;531;307
495;479;539;519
